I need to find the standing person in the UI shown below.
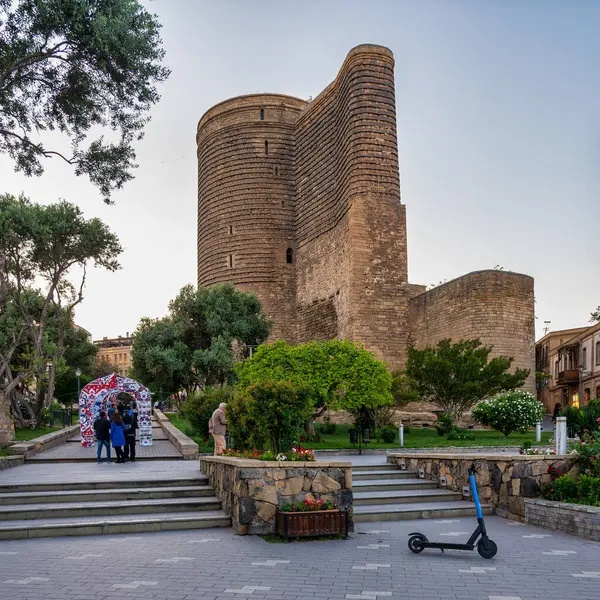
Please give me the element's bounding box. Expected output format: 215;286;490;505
111;412;127;463
94;411;111;464
117;399;125;415
107;402;116;421
122;407;138;462
552;402;562;423
209;403;227;456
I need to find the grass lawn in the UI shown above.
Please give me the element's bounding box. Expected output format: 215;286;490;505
0;448;9;457
15;426;62;441
166;414;552;452
167;414;213;453
308;424;553;449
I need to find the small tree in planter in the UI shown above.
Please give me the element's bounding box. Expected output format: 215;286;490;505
471;390;544;437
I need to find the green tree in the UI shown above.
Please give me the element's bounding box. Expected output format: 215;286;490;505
471;390;544;437
228;381;312;453
404;338;530;423
235;339;394;427
0;0;170;202
131;284;271;398
0;194;121;428
591;306;600;323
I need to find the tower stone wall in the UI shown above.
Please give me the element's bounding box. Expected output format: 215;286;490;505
196;45;536;380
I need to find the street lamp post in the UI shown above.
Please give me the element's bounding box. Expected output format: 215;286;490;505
75;369;82;425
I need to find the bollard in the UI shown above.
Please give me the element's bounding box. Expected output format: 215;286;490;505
556;416;567;455
399;423;404;448
536;422;542;443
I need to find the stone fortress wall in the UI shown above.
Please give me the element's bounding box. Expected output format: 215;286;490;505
196;45;535;385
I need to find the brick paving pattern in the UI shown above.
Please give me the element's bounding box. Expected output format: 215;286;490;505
0;516;598;599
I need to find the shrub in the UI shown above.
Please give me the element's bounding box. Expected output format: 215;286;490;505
227;390;263;450
471;390;543;437
435;413;454;437
380;426;397;444
320;416;337;435
578;400;600;437
542;474;578;503
574;430;600;477
446;428;475;441
576;474;600;506
183;387;233;440
559;405;584;438
242;381;312;453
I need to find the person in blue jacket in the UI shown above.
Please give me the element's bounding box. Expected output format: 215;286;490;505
110;412;127;463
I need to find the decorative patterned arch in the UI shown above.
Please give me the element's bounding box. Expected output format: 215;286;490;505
79;373;153;447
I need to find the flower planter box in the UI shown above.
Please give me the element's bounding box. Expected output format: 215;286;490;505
276;509;348;541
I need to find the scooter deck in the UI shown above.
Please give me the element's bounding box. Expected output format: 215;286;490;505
420;542;475;551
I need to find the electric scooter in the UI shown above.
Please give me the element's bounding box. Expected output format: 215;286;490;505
407;463;498;559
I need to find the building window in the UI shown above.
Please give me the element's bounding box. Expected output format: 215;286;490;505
228;254;233;268
274;166;278;176
229;225;233;235
584;388;591;404
596;386;600;400
582;347;587;369
596;341;600;365
555;361;559;378
260;108;264;120
264;141;268;155
286;248;293;264
281;200;285;208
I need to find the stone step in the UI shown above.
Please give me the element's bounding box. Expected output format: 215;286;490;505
0;477;206;494
353;488;461;505
352;470;418;481
0;510;231;540
353;500;494;522
26;454;182;463
352;464;398;472
0;485;214;505
352;478;438;492
0;496;221;520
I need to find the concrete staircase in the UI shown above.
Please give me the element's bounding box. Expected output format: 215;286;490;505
352;462;493;521
0;474;230;540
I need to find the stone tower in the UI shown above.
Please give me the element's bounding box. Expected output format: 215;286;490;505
197;44;535;385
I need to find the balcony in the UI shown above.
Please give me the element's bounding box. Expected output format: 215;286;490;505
557;369;580;384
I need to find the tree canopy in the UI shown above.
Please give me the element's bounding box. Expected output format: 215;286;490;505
131;284;271;400
0;0;170;202
591;306;600;324
404;338;530;422
235;339;394;417
0;193;121;426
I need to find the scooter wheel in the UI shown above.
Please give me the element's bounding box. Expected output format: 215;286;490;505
477;538;498;559
408;534;426;553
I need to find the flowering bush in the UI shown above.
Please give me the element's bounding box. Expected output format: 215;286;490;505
471;390;544;437
220;447;315;461
574;429;600;477
281;497;335;512
520;447;556;455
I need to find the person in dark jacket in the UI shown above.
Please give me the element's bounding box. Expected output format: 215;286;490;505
94;411;111;464
122;408;138;462
110;412;127;463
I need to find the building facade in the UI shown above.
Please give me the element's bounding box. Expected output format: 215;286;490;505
94;334;133;377
537;324;600;411
197;44;535;391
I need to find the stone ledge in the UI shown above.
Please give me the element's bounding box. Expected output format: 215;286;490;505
524;499;600;541
9;424;79;457
388;452;572;462
201;456;352;468
154;409;198;460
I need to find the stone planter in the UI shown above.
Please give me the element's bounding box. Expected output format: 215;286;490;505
276;509;348;540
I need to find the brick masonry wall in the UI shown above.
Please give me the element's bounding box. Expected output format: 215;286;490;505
408;270;536;391
524;499;600;541
294;45;410;368
196;94;307;342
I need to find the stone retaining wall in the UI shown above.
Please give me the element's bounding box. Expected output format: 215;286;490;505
0;455;25;470
154;409;199;460
524;499;600;541
200;456;353;535
388;452;578;520
8;424;80;457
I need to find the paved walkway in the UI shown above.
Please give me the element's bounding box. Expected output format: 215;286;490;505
0;517;597;600
0;460;199;486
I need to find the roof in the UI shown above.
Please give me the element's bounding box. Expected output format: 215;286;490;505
556;322;600;351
